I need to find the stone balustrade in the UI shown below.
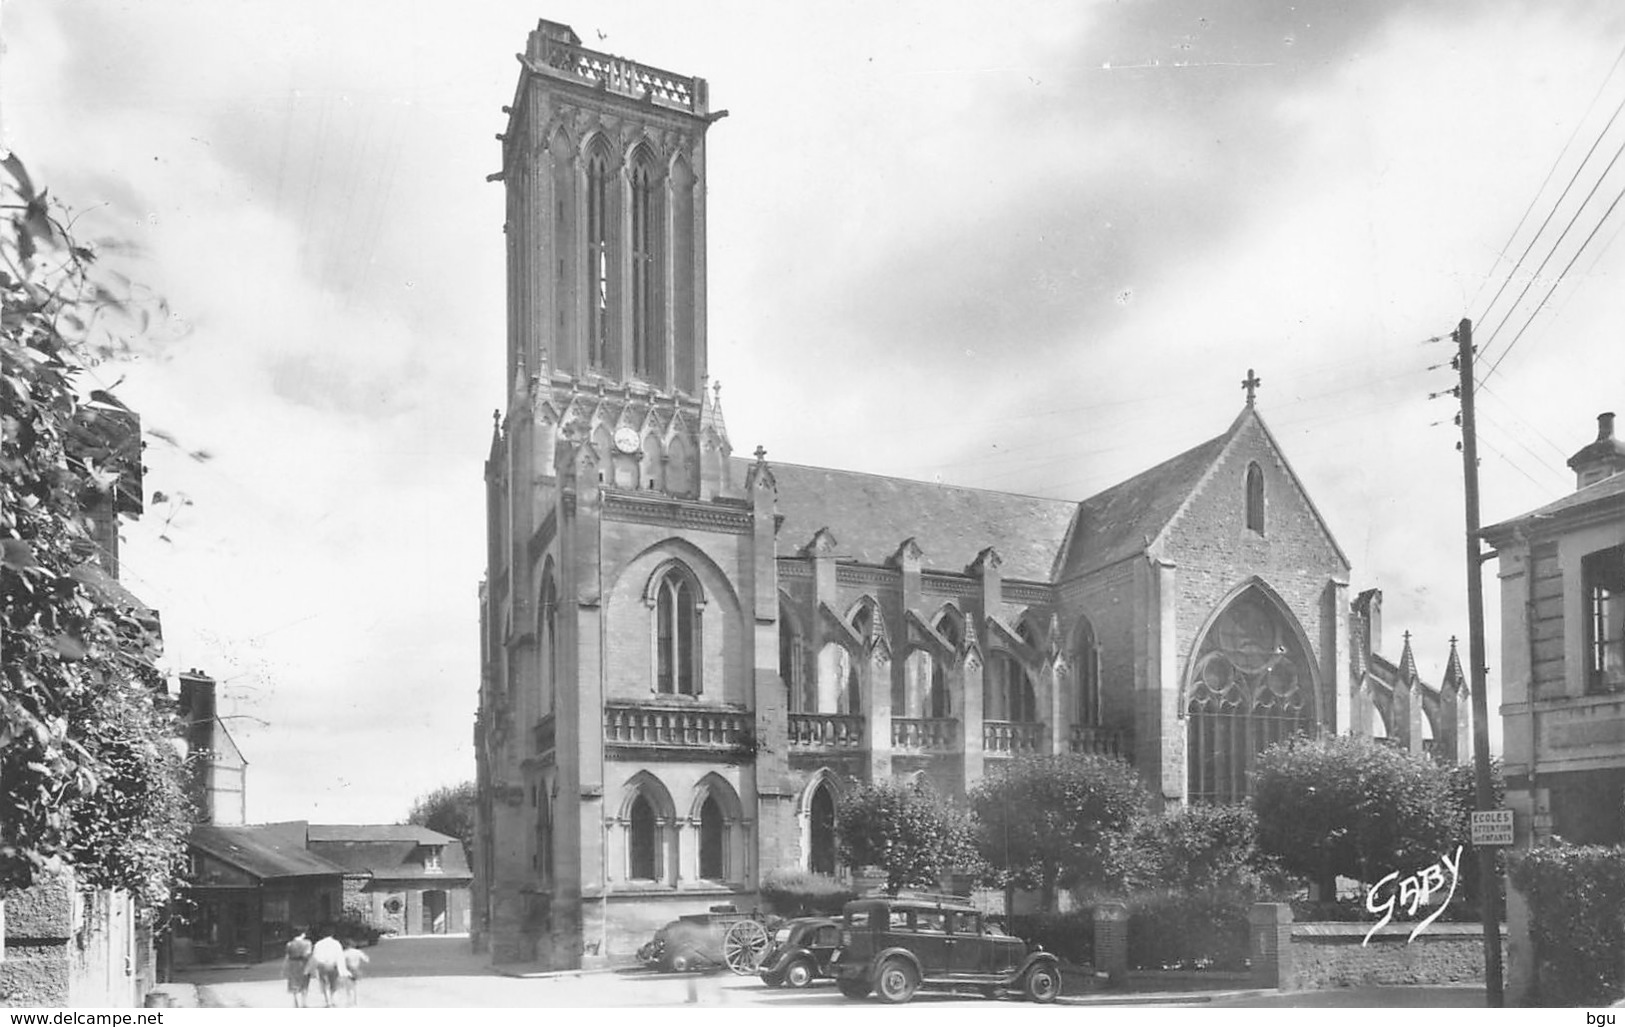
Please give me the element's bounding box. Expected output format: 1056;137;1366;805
603;703;748;750
892;718;958;752
1070;724;1132;760
536;36;700;112
983;720;1045;756
788;713;865;750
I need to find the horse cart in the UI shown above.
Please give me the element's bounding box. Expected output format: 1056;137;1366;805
636;906;779;975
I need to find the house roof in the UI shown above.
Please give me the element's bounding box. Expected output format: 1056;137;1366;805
1481;471;1625;546
190;823;346;881
306;838;472;882
745;459;1078;582
306;824;456;844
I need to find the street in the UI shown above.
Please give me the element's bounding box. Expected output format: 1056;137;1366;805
182;936;1038;1008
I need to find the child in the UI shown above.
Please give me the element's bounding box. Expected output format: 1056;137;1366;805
341;940;370;1007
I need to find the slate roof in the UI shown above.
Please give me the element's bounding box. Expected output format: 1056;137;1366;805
1481;471;1625;545
306;824;456;844
190;823;346;881
1056;426;1237;580
742;459;1078;582
306;838;472;882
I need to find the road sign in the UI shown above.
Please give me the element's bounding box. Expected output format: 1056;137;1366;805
1471;809;1514;847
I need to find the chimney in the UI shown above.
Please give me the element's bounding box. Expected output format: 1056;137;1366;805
179;669;218;824
1567;411;1625;490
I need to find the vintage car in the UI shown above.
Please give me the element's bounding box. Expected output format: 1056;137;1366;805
830;893;1061;1004
636;907;779;973
757;917;842;988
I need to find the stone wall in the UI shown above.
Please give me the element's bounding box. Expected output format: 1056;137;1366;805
1288;922;1502;990
1;872;151;1007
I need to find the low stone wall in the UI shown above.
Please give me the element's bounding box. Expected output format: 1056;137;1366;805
1288;922;1504;990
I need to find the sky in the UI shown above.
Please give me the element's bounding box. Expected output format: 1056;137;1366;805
5;0;1624;823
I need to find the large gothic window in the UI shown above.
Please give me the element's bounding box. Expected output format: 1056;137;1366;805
986;652;1036;722
1245;463;1266;535
808;781;836;875
654;566;701;695
1186;589;1314;804
585;143;613;371
630;149;663;382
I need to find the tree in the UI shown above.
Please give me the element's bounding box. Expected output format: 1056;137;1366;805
969;753;1148;912
836;779;982;894
407;781;477;854
1123;803;1287;898
1;154;191;908
1251;734;1461;897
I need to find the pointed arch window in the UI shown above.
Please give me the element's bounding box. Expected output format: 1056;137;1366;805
540;573;558;714
986;652;1037;722
585;144;613;371
780;603;808;713
653;566;701;695
1186;590;1315;804
1075;616;1101;728
629;793;658;880
1245;463;1266;535
698;795;724;880
630;150;663;382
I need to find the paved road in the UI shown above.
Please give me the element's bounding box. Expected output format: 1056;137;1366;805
182;936;1008;1008
180;936;1491;1008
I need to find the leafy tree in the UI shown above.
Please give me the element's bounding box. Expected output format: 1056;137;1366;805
970;753;1148;911
1123;803;1287;898
836;779;981;894
1;154;191;908
408;781;477;854
1251;734;1461;897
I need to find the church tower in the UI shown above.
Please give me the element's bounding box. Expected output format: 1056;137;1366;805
477;21;791;970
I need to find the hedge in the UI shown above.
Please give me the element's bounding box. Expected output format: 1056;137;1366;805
758;869;858;917
1510;843;1625;1006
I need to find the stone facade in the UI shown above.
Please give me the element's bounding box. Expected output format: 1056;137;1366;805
474;19;1465;972
0;871;153;1008
1483;409;1625;1004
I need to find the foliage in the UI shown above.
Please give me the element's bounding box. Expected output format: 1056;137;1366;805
836;779;982;894
1008;910;1094;966
969;753;1148;912
1126;890;1251;972
0;153;191;908
1509;843;1625;1006
1251;735;1461;893
407;780;477;855
758;868;858;917
1121;803;1289;898
1444;757;1507;907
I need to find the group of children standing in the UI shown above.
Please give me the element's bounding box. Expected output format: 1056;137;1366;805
282;927;370;1007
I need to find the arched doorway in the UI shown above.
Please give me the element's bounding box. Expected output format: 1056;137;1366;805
809;782;837;875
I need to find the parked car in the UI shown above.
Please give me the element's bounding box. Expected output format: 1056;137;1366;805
830;893;1061;1004
758;917;842;988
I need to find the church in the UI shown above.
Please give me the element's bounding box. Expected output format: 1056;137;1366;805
472;19;1469;969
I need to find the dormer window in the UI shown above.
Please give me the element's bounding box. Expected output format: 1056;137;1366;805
424;846;444;873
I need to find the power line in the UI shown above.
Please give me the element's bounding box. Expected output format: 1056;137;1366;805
1468;41;1625;320
1480;175;1625;381
1476;128;1625;363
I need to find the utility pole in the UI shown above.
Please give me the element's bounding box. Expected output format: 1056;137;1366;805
1454;317;1504;1007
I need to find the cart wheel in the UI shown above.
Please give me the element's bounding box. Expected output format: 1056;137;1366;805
722;920;771;975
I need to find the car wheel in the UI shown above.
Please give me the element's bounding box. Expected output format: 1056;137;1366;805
670;953;692;973
1023;964;1060;1004
874;958;919;1004
837;979;872;1000
783;959;816;988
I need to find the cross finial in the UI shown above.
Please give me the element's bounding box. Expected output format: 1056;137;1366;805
1402;630;1412;645
753;445;767;462
1242;369;1262;406
1449;635;1458;648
